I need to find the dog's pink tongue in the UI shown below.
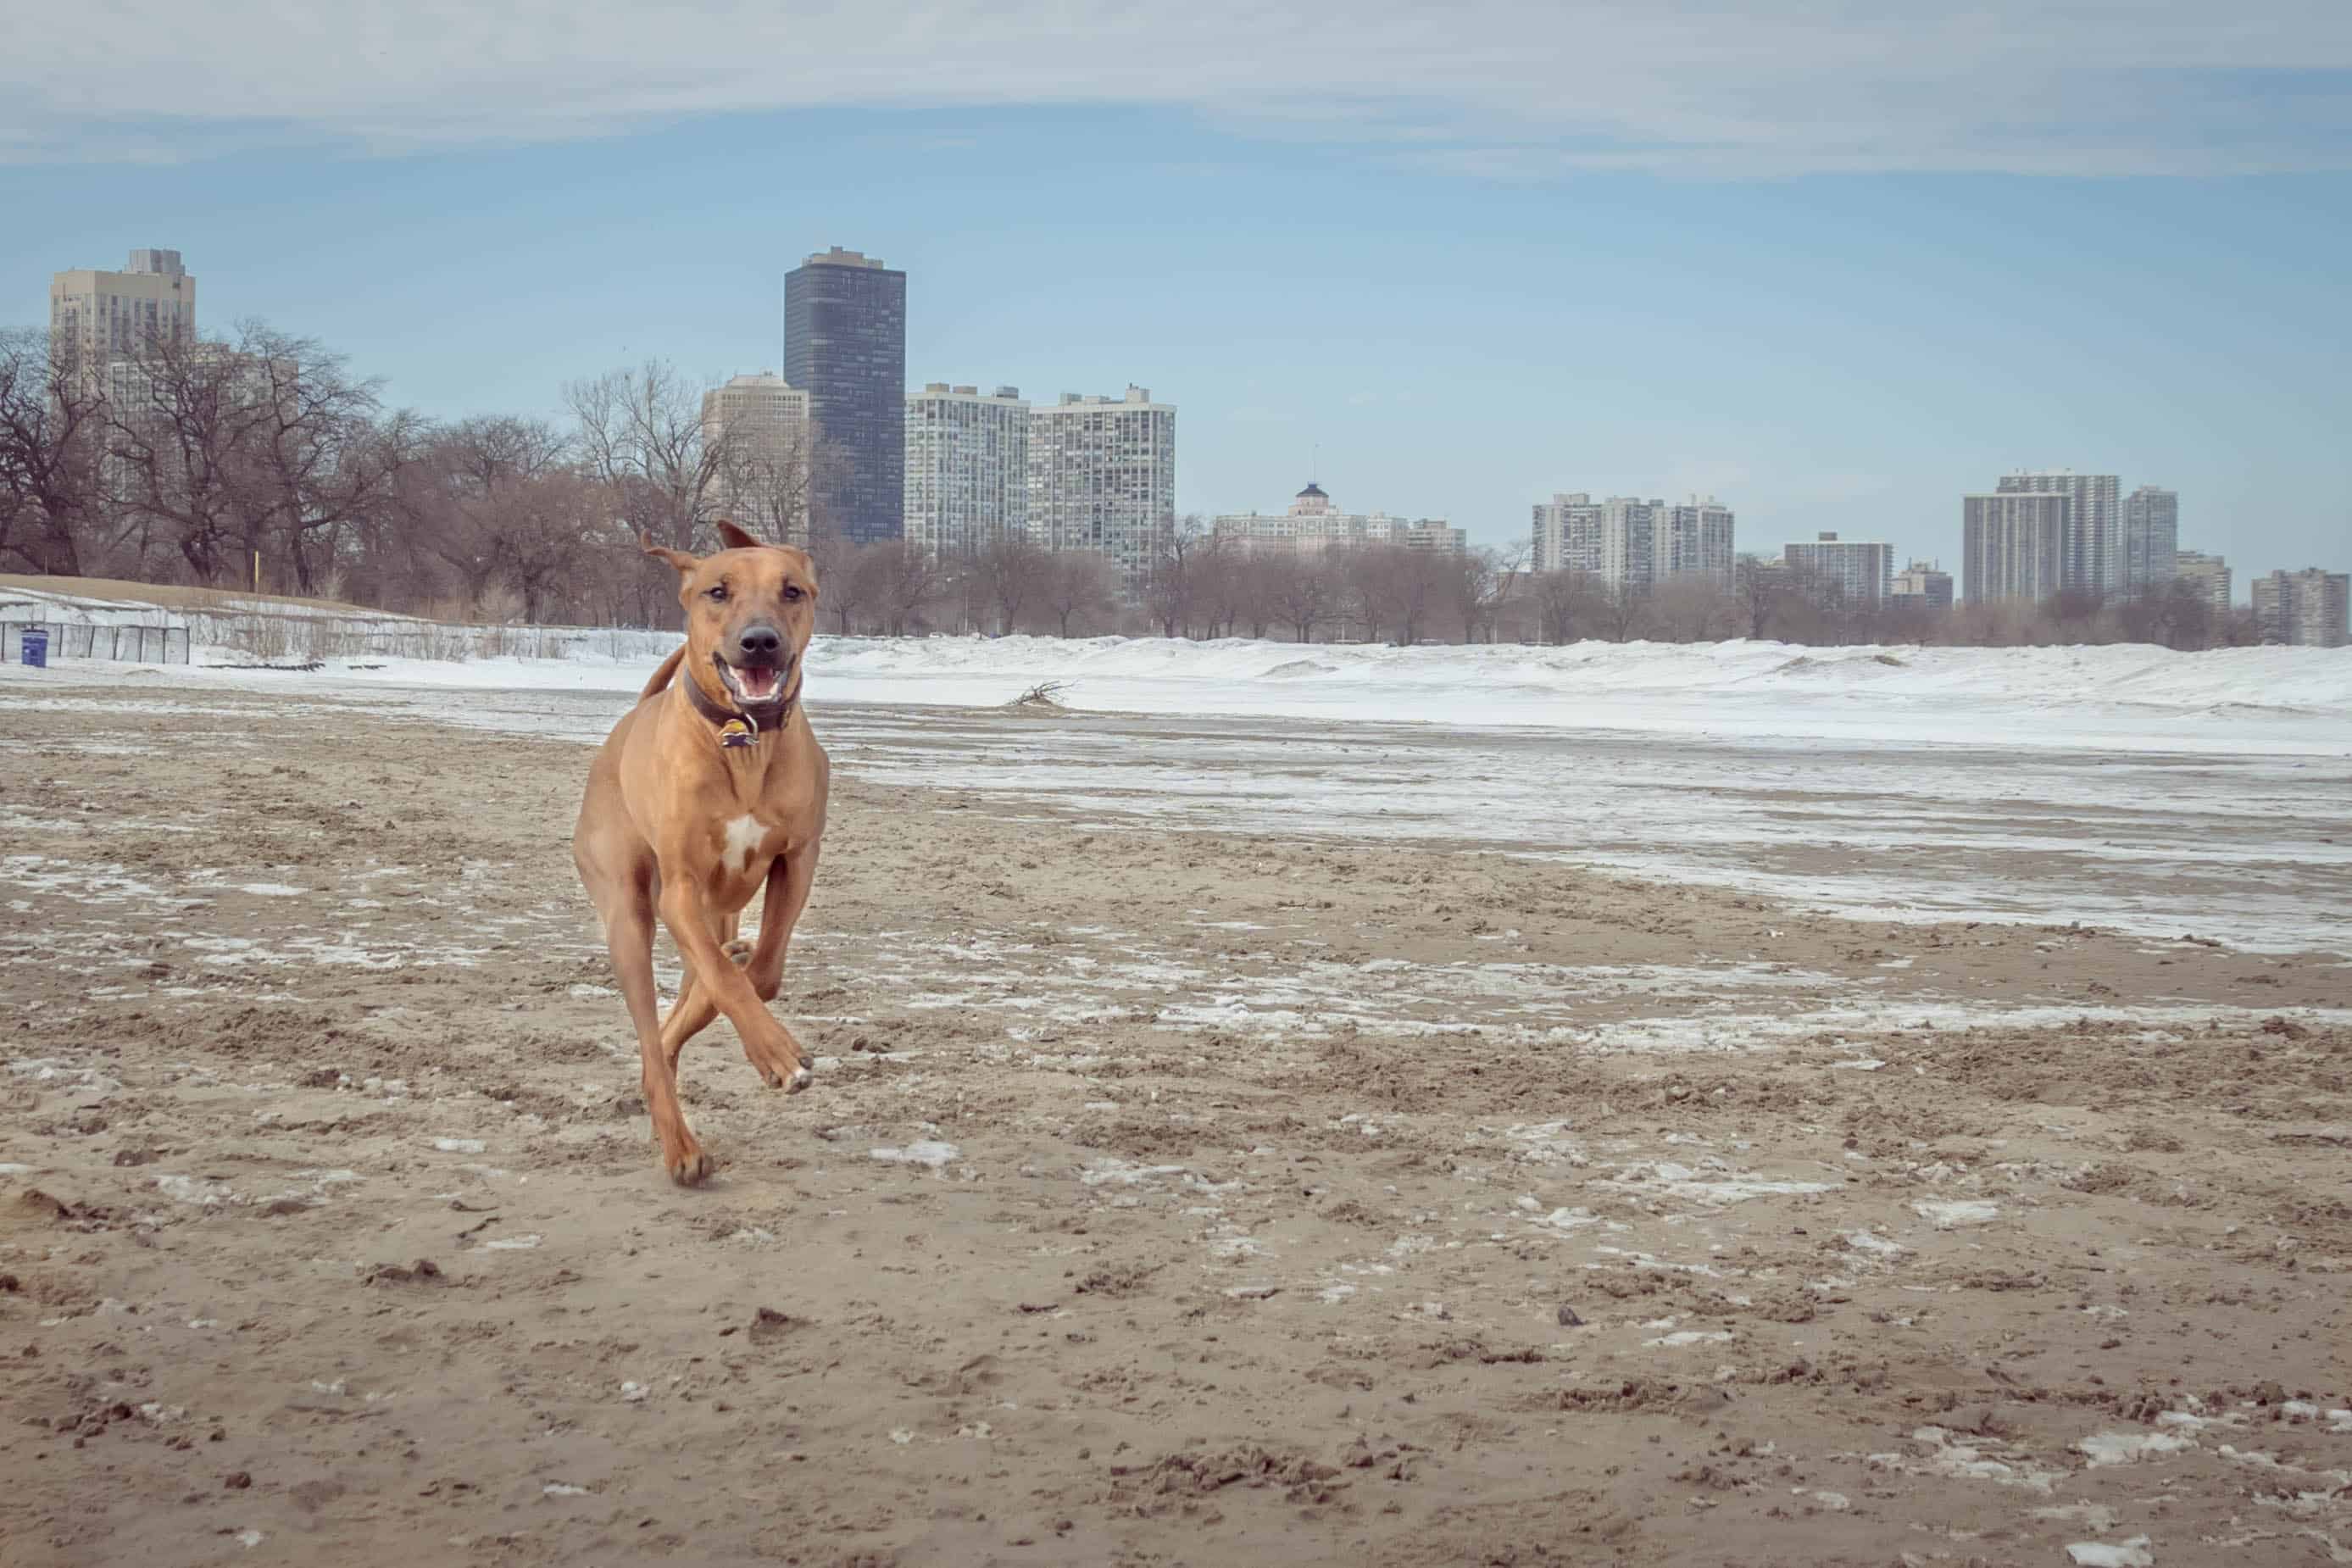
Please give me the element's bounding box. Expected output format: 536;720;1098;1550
738;667;778;699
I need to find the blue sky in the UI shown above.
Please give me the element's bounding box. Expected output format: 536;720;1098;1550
5;3;2349;581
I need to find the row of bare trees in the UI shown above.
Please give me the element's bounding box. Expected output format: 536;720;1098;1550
2;319;2266;649
0;322;843;626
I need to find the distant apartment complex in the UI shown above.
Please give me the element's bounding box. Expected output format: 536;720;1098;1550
1782;532;1893;604
2174;551;2232;613
2120;486;2179;594
2251;569;2350;648
1213;482;1464;555
1027;386;1177;581
1529;493;1733;589
904;383;1030;559
1994;470;2118;595
50;247;197;398
1891;560;1954;612
701;372;813;541
783;247;906;545
1963;492;2068;604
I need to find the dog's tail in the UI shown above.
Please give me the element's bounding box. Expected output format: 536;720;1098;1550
639;645;687;702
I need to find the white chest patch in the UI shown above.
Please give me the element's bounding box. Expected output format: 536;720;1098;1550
722;814;769;872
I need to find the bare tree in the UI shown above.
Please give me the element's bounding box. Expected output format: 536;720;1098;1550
1443;544;1526;643
103;321;397;592
566;359;728;553
0;327;104;575
972;532;1048;635
1264;552;1336;642
803;525;873;635
1041;549;1117;637
1649;575;1732;642
1141;516;1208;638
865;540;946;635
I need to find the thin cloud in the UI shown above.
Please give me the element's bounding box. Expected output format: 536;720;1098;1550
4;1;2348;175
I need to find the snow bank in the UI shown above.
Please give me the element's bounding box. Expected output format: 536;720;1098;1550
8;588;2348;753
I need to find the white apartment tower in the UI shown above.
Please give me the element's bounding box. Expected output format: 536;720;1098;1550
1995;470;2119;595
1027;386;1176;582
1531;493;1732;589
701;373;815;542
50;248;197;398
904;383;1031;559
1782;532;1894;604
1963;492;2068;603
2119;486;2179;595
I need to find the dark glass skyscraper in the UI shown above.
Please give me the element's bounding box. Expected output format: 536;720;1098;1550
783;247;907;544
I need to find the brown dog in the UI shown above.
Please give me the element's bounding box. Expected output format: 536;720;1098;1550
572;521;830;1183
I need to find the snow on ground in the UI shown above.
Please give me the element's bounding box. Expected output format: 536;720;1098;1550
14;621;2346;753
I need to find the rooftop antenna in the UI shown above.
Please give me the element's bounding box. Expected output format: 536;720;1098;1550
1312;443;1320;487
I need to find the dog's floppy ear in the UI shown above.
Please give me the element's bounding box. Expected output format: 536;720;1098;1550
713;520;764;553
639;531;697;574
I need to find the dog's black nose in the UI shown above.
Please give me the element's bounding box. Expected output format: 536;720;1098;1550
735;623;782;661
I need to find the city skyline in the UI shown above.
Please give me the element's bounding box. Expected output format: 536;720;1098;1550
6;3;2347;580
22;238;2338;604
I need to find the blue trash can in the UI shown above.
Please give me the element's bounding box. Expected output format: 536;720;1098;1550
19;628;48;668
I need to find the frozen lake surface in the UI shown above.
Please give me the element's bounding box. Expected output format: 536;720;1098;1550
18;639;2336;956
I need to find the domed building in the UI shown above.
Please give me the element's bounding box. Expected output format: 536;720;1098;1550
1213;482;1464;555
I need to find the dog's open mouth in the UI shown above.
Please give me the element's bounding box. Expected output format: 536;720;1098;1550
717;659;788;708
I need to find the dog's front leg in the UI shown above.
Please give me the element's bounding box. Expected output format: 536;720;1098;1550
737;847;820;1079
603;892;709;1185
659;875;815;1094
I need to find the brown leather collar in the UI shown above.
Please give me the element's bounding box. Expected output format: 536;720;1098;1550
679;659;797;748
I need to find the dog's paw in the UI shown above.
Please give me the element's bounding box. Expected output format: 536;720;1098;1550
664;1145;714;1186
723;939;753;969
785;1065;814;1094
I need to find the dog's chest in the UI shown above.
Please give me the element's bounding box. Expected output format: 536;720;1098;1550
721;813;774;873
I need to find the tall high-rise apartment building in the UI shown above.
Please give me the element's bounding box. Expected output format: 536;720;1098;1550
1214;482;1464;554
1891;560;1955;612
1994;470;2119;594
2251;569;2350;648
2120;486;2179;594
1782;532;1893;603
904;383;1030;559
1027;386;1176;582
1663;499;1737;586
1963;492;2068;604
2175;551;2232;614
783;247;906;545
50;248;197;395
700;372;814;542
1529;492;1732;588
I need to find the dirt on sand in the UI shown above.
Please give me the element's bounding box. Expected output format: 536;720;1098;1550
2;681;2348;1567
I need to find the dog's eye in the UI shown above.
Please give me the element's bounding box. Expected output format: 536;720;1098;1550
706;584;728;603
781;585;803;603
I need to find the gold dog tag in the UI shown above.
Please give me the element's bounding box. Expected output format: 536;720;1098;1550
718;718;757;748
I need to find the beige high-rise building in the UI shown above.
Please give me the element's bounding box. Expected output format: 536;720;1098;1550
701;372;815;543
51;249;196;392
2251;568;2349;648
2175;550;2232;614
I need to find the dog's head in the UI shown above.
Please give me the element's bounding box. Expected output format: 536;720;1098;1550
642;521;820;718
